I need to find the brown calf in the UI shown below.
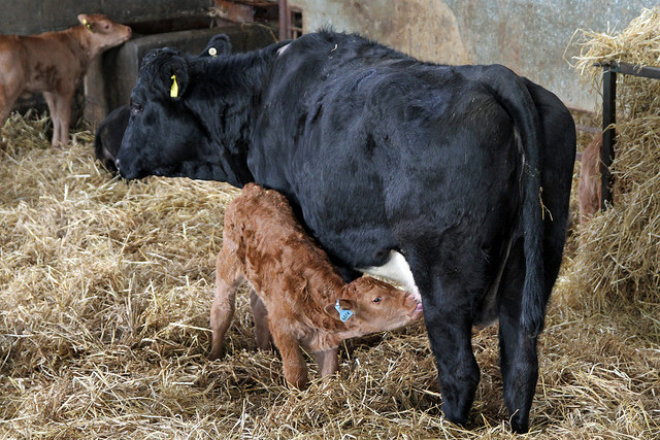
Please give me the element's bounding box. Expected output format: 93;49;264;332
210;183;423;389
0;14;131;146
578;132;603;224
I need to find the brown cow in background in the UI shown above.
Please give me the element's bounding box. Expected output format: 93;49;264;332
210;183;423;389
578;132;604;224
0;14;131;147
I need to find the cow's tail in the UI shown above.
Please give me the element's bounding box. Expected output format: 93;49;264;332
484;65;546;337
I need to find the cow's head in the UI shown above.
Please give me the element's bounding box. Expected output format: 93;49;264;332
327;276;423;338
116;48;249;185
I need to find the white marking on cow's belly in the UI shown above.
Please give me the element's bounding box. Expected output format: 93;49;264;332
359;250;421;302
277;43;291;56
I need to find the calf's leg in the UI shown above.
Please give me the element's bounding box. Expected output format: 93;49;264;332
44;90;73;146
209;250;240;360
0;85;22;137
249;289;273;351
269;322;308;389
313;347;340;379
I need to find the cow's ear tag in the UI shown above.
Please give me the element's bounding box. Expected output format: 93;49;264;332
83;19;93;32
170;74;179;98
209;47;218;57
335;300;354;322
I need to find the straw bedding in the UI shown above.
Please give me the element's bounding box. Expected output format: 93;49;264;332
1;11;660;436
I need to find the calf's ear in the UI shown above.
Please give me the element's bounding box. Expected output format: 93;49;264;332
324;299;357;322
78;14;94;32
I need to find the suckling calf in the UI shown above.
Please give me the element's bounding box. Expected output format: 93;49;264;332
210;183;423;389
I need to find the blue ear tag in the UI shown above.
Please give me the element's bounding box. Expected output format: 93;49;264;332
335;300;354;322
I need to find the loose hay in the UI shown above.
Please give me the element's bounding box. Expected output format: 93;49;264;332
1;59;660;440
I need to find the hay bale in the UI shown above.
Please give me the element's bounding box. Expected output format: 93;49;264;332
568;7;660;328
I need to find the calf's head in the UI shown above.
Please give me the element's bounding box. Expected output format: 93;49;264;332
328;277;423;337
78;14;131;56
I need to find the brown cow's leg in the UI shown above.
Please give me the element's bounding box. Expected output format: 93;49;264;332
249;289;273;351
313;347;339;379
209;251;240;360
270;323;308;389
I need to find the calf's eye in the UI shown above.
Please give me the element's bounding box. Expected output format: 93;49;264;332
373;297;382;303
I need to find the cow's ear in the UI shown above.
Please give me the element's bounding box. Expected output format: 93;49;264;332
213;35;232;56
144;49;190;100
162;59;189;100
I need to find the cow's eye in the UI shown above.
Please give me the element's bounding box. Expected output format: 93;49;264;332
131;103;143;116
373;297;382;303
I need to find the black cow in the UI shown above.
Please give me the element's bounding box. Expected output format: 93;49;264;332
116;31;576;432
94;33;233;171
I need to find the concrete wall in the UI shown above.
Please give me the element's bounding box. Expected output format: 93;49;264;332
3;0;657;111
0;0;214;34
292;0;659;111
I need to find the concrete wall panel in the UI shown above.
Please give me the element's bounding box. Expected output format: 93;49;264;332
293;0;659;110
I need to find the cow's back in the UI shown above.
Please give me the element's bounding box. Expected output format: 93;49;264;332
255;42;524;270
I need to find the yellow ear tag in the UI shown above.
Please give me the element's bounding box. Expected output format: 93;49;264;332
83;19;92;32
170;74;179;98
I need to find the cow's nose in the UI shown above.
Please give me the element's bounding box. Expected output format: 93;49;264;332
115;158;121;171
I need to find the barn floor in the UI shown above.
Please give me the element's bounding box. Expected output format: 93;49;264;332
1;113;659;439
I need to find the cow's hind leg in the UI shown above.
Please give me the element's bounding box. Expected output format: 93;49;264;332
497;241;539;433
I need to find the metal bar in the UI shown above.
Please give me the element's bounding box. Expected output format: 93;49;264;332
278;0;290;41
615;62;660;79
601;67;616;209
595;61;660;80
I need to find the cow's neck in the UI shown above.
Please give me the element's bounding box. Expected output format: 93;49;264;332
188;58;270;186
